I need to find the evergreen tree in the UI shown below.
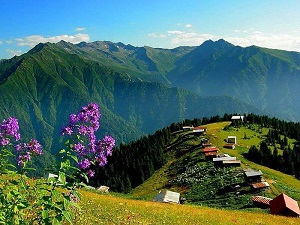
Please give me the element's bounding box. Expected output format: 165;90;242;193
272;146;279;169
260;141;272;166
292;145;300;179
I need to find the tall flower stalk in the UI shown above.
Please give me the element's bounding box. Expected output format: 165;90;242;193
0;117;43;172
0;103;115;224
0;117;43;224
61;103;115;180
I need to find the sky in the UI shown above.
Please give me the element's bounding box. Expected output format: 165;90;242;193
1;0;300;59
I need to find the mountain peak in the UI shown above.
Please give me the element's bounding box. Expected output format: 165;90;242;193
28;42;51;54
200;39;234;49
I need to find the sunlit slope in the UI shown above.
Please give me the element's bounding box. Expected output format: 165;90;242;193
77;190;299;225
133;121;300;204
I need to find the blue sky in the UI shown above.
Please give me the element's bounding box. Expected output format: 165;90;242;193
1;0;300;59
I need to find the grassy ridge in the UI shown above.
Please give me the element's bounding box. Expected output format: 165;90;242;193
132;121;300;203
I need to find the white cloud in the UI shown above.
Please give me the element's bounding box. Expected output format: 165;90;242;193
149;25;300;52
6;49;22;57
167;30;185;35
6;40;13;44
185;24;192;28
15;33;90;47
0;40;2;45
226;31;300;52
148;33;167;38
167;30;217;46
75;27;86;31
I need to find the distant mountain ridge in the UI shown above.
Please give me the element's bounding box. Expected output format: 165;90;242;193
56;40;195;84
167;39;300;121
1;38;300;174
56;39;300;121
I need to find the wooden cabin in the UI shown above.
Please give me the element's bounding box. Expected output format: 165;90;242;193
153;190;180;204
244;169;263;183
251;182;270;191
252;196;272;208
270;193;300;217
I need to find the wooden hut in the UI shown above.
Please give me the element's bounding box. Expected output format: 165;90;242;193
270;193;300;217
153;190;180;204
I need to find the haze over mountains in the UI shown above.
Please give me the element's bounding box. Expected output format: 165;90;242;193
0;39;300;167
58;38;300;120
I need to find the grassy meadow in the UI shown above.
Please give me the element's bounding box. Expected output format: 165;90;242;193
75;190;300;225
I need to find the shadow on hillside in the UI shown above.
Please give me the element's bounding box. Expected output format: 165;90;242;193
166;132;195;150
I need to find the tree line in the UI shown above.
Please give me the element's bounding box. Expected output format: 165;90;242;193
244;114;300;179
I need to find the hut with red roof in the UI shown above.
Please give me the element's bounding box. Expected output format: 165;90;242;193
270;193;300;217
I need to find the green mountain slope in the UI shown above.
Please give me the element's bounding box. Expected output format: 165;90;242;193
0;43;144;173
167;39;300;121
56;40;194;84
0;42;262;175
114;79;262;133
56;39;300;121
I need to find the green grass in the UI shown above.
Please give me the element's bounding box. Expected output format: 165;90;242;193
75;190;300;225
206;122;300;201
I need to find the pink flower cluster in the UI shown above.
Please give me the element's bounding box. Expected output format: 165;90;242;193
61;103;115;177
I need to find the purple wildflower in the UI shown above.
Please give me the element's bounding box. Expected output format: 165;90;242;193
95;152;108;167
91;121;100;131
72;142;86;155
14;139;43;168
0;117;21;146
61;103;114;178
0;138;10;146
69;114;79;125
103;135;115;156
17;151;31;167
78;158;91;170
15;143;22;151
25;139;43;155
78;124;89;136
0;117;20;137
86;169;95;178
95;135;115;156
61;125;74;136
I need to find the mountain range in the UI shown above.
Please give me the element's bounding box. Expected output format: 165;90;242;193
0;39;299;171
57;38;300;121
